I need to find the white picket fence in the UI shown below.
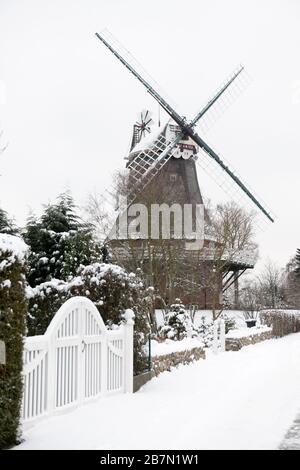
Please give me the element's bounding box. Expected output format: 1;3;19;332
22;297;134;426
212;319;225;354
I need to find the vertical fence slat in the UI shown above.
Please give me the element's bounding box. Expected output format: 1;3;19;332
22;297;133;426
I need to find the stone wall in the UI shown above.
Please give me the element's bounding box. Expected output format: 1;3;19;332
152;346;206;376
133;371;155;393
225;330;273;352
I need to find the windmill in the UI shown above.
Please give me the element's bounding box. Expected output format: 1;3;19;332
95;30;274;308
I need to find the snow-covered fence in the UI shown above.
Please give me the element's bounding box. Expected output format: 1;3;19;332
22;297;134;426
212;319;225;354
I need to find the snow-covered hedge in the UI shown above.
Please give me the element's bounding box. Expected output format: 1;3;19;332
260;309;300;337
0;235;27;449
27;263;151;375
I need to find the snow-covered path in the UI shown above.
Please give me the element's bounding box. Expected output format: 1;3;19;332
17;333;300;450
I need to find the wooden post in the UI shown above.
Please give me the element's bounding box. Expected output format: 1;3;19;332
123;309;135;393
234;270;239;309
212;320;218;354
220;319;225;352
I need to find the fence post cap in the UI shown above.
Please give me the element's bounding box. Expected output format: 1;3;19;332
123;309;135;325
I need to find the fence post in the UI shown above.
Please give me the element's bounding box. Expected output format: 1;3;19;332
123;309;135;393
220;319;225;352
212;320;218;354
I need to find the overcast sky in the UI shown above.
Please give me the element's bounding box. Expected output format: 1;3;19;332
0;0;299;272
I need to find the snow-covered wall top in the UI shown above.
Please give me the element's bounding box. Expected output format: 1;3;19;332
226;325;272;339
150;337;204;357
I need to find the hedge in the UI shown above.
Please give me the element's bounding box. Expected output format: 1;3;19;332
260;309;300;337
27;263;152;375
0;235;27;449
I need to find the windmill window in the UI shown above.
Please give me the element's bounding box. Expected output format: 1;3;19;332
170;174;177;182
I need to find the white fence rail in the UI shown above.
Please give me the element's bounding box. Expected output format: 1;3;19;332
212;319;225;354
22;297;134;426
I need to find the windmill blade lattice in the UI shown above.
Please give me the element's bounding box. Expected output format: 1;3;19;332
96;29;178;111
195;66;252;136
195;141;275;230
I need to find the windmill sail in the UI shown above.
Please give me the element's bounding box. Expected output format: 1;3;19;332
95;29;274;223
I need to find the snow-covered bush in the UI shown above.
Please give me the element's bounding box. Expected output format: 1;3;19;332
27;263;151;375
158;301;197;341
221;312;236;334
26;279;68;336
0;234;27;449
196;315;214;347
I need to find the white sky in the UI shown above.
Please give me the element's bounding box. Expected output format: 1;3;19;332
0;0;299;272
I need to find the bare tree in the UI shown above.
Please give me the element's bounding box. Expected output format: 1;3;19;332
239;279;262;320
194;201;257;320
257;260;285;309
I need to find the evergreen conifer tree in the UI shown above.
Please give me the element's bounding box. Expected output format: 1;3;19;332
0;208;18;235
24;192;101;286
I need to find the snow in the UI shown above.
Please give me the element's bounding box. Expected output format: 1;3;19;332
16;333;300;450
155;309;248;329
1;279;11;289
154;309;165;327
26;278;67;299
151;337;204;357
193;310;247;328
0;234;28;269
226;325;271;339
129;124;163;154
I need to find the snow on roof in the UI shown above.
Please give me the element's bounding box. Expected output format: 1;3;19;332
128;122;167;156
0;234;28;268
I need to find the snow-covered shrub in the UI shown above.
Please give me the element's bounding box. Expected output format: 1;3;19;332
221;312;236;334
27;263;151;375
69;263;151;374
196;315;214;347
26;279;69;336
158;301;197;341
0;234;27;449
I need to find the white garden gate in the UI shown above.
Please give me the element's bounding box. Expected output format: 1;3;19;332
22;297;134;426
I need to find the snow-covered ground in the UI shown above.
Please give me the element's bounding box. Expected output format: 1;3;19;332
16;333;300;450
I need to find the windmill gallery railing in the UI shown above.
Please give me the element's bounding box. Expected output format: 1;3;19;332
21;297;134;426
